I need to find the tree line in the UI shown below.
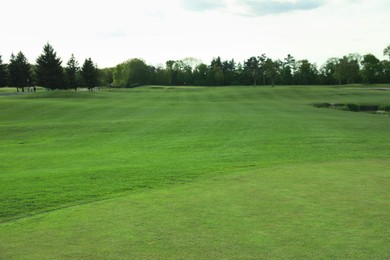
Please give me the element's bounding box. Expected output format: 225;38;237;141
0;43;99;92
1;44;389;90
111;47;389;87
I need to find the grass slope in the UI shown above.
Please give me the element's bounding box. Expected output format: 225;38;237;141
0;160;389;259
0;86;389;258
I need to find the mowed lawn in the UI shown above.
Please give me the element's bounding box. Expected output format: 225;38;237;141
0;86;389;258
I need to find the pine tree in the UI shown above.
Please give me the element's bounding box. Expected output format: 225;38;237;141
35;43;64;90
81;58;99;91
65;54;79;91
8;52;32;92
0;55;9;87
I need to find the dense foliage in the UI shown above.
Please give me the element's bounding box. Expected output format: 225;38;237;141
65;54;80;91
0;43;389;89
112;58;151;87
81;58;99;90
0;55;9;87
138;52;389;87
0;43;99;91
35;43;65;90
8;52;33;92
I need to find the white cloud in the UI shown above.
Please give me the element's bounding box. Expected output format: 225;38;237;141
240;0;325;16
181;0;326;16
180;0;225;11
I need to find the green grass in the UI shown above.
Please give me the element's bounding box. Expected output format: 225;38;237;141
1;160;389;259
0;86;389;258
0;87;14;93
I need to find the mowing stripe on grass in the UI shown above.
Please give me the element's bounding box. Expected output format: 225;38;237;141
0;86;389;223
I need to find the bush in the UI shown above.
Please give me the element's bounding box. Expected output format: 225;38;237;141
346;103;360;112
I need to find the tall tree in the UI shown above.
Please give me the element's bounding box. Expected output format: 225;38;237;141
244;56;260;86
258;54;267;85
209;57;224;86
124;58;150;87
99;67;114;87
8;52;32;92
193;63;208;85
319;58;338;85
333;56;346;85
65;54;79;91
384;44;390;59
264;58;280;86
294;60;318;85
344;54;360;84
0;55;9;87
35;43;64;90
182;57;201;72
331;54;360;85
380;60;390;83
165;60;177;85
382;45;390;83
112;62;126;87
280;54;295;85
222;59;237;85
174;60;193;85
81;58;99;91
361;54;381;84
150;65;169;85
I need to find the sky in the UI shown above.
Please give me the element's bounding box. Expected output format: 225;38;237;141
1;0;389;68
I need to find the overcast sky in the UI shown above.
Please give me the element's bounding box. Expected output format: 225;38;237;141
1;0;389;68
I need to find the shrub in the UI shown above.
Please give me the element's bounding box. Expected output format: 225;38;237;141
346;103;360;112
